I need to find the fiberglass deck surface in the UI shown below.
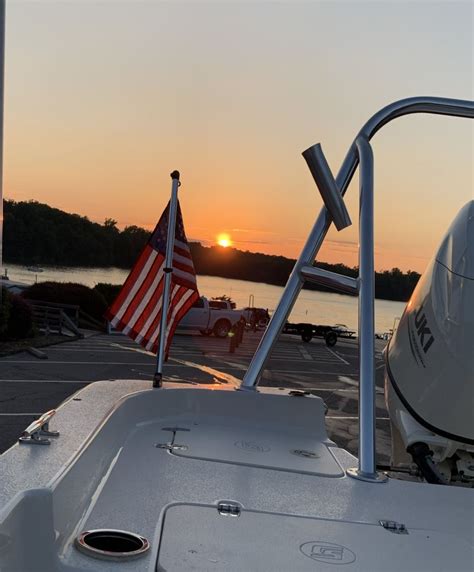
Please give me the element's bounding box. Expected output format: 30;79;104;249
52;394;474;572
0;331;390;462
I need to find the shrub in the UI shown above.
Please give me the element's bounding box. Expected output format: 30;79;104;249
0;287;12;338
8;294;33;339
22;281;108;321
94;283;122;307
0;288;33;340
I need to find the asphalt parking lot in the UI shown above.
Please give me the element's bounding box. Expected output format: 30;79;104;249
0;330;390;463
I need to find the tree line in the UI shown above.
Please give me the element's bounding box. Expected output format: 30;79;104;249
3;199;420;301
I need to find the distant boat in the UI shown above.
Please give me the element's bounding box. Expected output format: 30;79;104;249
27;266;44;273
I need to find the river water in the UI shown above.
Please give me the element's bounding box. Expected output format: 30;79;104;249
5;263;405;333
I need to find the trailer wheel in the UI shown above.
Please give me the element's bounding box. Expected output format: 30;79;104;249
301;331;313;343
325;331;337;347
213;319;231;338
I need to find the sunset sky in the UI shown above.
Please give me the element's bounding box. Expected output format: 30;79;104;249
4;1;473;272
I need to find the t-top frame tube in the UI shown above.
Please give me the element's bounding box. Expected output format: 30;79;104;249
356;136;376;477
240;97;474;392
345;136;386;482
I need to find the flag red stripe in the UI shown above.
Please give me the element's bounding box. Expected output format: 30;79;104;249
153;288;197;354
142;308;162;349
105;245;154;320
141;282;173;348
108;251;159;326
148;285;186;352
164;290;200;354
151;289;196;354
174;245;192;259
174;255;192;268
124;266;165;335
174;268;197;284
173;277;198;290
173;260;196;274
120;255;164;326
132;280;165;340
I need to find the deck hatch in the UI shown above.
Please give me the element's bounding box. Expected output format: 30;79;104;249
158;504;472;571
167;421;344;477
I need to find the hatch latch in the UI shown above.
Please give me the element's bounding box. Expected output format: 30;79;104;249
155;426;189;453
217;502;242;517
379;520;408;534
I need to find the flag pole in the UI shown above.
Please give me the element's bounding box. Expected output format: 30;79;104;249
153;170;180;388
0;1;6;289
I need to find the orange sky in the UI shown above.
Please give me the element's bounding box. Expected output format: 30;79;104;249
4;2;473;273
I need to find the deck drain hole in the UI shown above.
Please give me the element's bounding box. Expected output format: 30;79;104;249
75;529;150;561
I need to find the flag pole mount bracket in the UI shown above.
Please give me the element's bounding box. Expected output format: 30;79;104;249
153;373;163;388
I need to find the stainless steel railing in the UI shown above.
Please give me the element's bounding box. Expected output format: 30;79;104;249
240;96;474;482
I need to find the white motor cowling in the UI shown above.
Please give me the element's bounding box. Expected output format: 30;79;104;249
385;200;474;485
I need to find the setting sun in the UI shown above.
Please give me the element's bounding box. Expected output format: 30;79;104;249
217;233;232;248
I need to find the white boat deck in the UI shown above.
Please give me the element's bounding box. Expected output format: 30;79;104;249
0;380;472;571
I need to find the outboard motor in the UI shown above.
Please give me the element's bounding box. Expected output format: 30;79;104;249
386;200;474;485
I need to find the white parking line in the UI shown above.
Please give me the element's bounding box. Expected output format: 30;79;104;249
316;388;361;393
326;347;350;365
337;375;381;395
326;416;389;420
0;412;41;416
204;354;296;360
262;387;359;393
297;346;313;361
0;360;155;365
109;343;155;356
271;370;356;376
0;379;91;384
257;357;347;364
0;371;359;383
46;348;144;353
0;355;346;367
0;361;250;371
338;375;358;388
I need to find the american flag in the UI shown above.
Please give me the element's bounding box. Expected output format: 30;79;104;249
105;201;199;355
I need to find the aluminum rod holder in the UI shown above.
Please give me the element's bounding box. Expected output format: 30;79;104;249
302;144;352;231
300;265;358;295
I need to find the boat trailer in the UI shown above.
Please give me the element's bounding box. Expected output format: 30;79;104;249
282;322;355;345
